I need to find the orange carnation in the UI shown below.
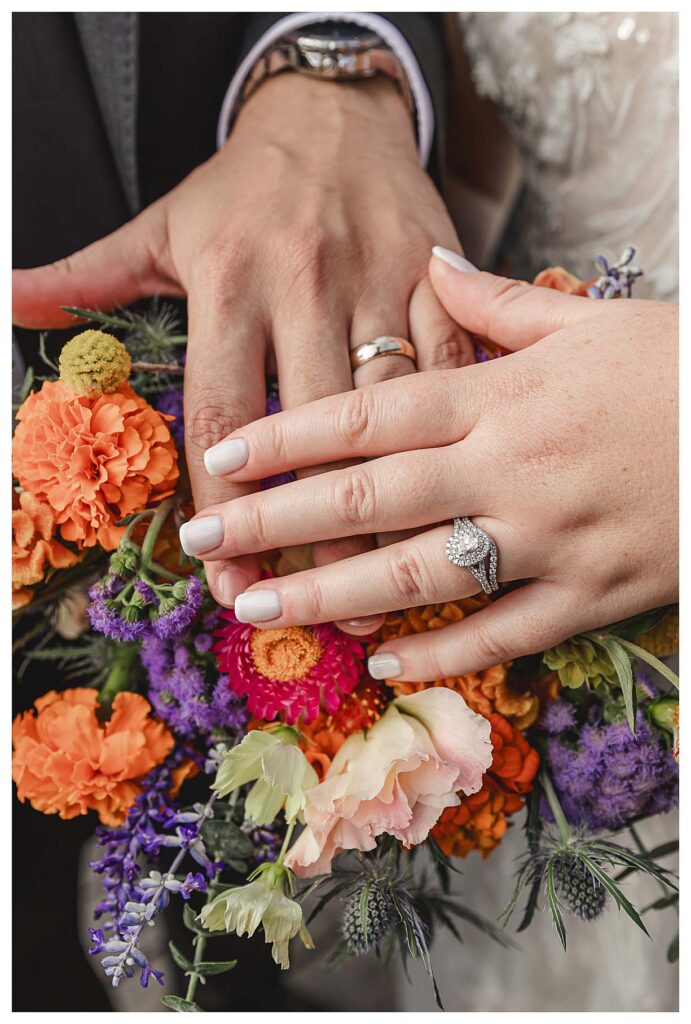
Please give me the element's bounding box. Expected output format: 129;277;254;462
431;713;539;859
12;491;79;608
12;380;178;550
371;600;540;727
12;688;175;825
532;266;594;295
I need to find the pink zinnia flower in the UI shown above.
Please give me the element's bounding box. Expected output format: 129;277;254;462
214;610;365;724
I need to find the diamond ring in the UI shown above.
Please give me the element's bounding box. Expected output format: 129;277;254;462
445;517;499;594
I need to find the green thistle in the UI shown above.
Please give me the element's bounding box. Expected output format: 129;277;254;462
552;855;607;921
341;883;398;955
544;637;619;690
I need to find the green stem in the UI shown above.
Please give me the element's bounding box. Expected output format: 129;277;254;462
277;820;297;865
98;642;140;706
184;931;208;1004
540;770;571;846
140;497;175;566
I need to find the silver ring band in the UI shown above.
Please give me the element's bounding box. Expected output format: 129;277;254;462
445;517;499;594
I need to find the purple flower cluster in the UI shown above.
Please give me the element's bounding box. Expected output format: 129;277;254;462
544;710;679;831
141;608;248;739
88;574;203;643
155;388;184;447
90;746;202;933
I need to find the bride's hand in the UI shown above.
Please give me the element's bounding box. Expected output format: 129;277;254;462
179;253;678;681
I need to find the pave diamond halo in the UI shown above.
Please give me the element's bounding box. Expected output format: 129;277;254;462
445;518;499;594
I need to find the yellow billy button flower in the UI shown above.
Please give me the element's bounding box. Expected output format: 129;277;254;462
199;862;314;970
212;727;319;826
59;330;132;397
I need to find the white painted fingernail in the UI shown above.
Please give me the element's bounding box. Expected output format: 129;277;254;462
368;653;402;680
432;246;478;273
204;438;249;476
234;589;282;623
179;516;224;556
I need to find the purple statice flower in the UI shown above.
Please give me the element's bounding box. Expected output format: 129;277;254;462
544;711;678;831
141;607;248;739
539;697;578;734
152;575;203;640
262;393;297;490
155;387;184;447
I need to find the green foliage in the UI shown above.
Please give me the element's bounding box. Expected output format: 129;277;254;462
161;995;203;1012
200;819;255;874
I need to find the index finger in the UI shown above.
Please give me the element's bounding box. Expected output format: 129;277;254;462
184;292;267;604
202;366;484;485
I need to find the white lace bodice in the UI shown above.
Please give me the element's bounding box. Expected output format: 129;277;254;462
458;12;678;300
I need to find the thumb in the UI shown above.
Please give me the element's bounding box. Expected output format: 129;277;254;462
429;247;597;351
12;201;182;329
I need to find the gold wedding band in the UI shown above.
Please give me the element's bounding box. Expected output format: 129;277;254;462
350;335;417;371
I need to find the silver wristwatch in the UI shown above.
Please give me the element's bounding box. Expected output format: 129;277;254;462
239;22;414;116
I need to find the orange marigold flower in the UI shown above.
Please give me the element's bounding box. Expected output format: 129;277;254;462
371;600;540;727
12;688;175;825
431;712;539;859
12;380;178;551
12;491;79;608
532;266;594;295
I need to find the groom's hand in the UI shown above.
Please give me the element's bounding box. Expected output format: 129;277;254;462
12;73;470;605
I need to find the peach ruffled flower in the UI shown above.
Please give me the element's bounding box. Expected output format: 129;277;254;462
432;713;539;859
12;688;175;825
284;687;493;878
12;491;79;608
12;380;178;550
532;266;594;295
371;600;540;728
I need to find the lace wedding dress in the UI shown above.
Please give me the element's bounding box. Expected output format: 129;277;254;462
395;13;679;1013
459;11;678;301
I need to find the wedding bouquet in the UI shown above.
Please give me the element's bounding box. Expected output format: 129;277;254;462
12;249;679;1011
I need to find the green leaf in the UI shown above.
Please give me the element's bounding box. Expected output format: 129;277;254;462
577;854;649;937
540;770;571;844
61;305;133;329
545;863;567;952
616;638;679;691
605;607;671;640
641;893;679;913
597;637;637;732
667;933;679;963
201;820;255;863
161;995;203;1012
169;941;195;974
517;876;542;934
192;960;237;978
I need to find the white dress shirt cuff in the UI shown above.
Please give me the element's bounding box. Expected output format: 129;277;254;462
216;12;435;167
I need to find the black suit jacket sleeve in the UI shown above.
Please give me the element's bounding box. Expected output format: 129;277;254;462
239;13;448;185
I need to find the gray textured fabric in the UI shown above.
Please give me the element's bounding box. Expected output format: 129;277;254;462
75;13;140;214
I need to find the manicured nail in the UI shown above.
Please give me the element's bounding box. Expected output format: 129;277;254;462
234;589;282;623
340;615;384;629
368;653;402;680
179;516;224;556
432;246;478;274
204;438;249;476
216;567;251;607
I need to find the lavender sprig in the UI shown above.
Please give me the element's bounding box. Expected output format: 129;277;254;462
90;791;220;989
588;246;643;299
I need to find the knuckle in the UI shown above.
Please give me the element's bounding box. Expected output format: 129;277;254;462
300;574;327;622
335;389;376;451
469;620;513;667
480;364;545;414
332;467;377;532
425;327;471;370
192;238;251;300
238;499;271;553
279;225;336;298
388;546;431;606
186;397;252;455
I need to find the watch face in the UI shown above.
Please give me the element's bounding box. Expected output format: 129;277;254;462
290;23;381;54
